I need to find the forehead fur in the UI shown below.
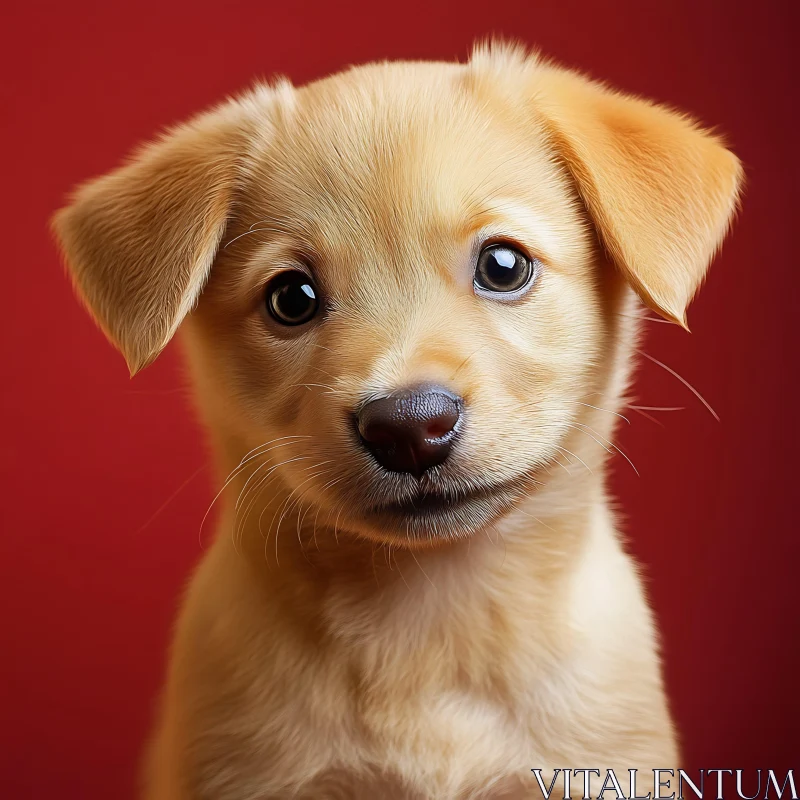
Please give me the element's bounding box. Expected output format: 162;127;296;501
232;45;583;285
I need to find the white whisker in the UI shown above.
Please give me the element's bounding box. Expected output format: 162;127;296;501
553;444;592;475
223;226;284;249
567;422;639;477
629;405;685;412
638;350;719;421
198;436;310;547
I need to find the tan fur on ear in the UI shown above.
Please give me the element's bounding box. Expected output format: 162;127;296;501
535;67;743;327
52;100;258;375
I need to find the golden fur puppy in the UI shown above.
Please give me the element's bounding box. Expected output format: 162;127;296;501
53;43;741;800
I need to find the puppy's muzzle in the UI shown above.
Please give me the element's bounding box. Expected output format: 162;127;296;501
356;386;462;477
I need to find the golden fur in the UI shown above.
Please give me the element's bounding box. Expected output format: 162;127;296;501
53;43;741;800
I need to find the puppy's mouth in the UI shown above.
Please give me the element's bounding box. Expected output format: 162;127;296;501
363;476;524;535
376;485;494;515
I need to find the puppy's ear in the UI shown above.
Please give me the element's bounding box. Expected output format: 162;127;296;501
536;68;743;327
52;103;252;374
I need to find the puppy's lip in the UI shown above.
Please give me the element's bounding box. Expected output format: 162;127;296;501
366;477;518;519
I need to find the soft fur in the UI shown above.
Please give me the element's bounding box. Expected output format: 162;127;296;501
53;43;741;800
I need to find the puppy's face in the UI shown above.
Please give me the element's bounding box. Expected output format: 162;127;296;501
191;66;602;542
54;47;742;545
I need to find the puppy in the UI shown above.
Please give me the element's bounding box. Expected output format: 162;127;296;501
53;43;741;800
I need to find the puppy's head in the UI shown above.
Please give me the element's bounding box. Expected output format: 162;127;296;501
53;45;741;545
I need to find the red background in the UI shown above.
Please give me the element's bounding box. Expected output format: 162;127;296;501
2;1;797;796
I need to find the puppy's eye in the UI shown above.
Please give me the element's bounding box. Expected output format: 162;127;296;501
265;271;320;326
474;245;535;297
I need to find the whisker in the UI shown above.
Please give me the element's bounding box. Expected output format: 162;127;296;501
629;407;664;427
637;350;719;421
393;548;411;590
287;382;344;396
451;345;487;381
134;465;205;536
198;436;309;547
547;452;573;476
267;463;333;565
371;543;381;586
306;365;341;382
616;312;673;325
235;442;309;511
321;496;347;549
517;509;557;533
235;455;312;549
552;444;592;474
241;454;312;532
566;421;640;476
571;401;630;425
234;442;304;509
629;405;685;412
523;398;629;424
311;476;345;550
223;226;285;249
332;502;345;546
296;469;335;546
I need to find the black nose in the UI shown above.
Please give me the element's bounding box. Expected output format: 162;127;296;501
356;386;462;476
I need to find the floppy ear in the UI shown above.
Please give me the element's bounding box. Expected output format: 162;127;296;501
536;68;743;327
52;102;253;375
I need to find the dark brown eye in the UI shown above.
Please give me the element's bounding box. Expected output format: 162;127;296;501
474;245;535;297
265;271;320;326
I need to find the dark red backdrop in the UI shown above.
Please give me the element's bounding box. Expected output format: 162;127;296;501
1;1;797;796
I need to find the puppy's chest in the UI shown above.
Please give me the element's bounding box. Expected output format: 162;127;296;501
321;604;556;784
358;679;541;756
251;693;545;800
222;660;559;800
290;767;534;800
199;552;578;798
